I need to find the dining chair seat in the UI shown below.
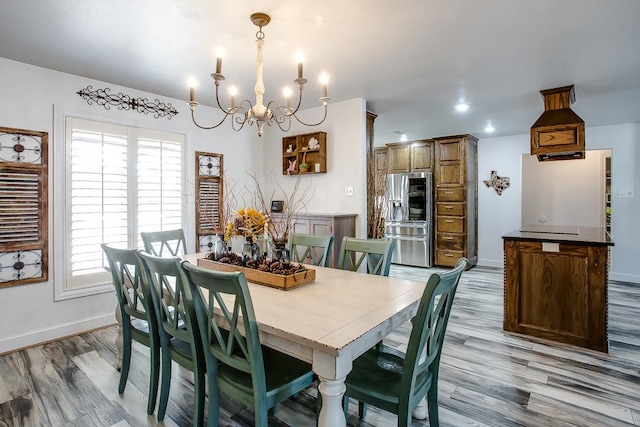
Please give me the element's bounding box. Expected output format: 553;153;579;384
138;251;206;427
343;257;468;426
288;233;334;267
101;244;160;416
180;261;315;427
337;237;396;276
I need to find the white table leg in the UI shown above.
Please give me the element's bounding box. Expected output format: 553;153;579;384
317;376;347;427
114;304;123;371
412;396;428;419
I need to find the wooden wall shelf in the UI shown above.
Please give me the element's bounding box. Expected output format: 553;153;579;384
282;131;327;175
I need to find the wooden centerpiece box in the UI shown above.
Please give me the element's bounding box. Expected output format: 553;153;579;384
197;258;316;291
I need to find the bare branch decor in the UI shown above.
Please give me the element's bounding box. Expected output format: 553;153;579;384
77;85;178;119
248;171;313;243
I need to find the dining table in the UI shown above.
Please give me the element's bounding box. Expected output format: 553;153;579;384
116;253;428;426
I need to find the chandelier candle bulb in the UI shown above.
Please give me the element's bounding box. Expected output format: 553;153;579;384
187;76;197;102
229;85;238;107
320;73;329;98
215;48;224;74
296;52;304;79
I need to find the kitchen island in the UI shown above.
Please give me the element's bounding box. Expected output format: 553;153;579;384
502;225;614;352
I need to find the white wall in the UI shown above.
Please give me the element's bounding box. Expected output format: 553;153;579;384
0;57;259;353
521;149;610;228
477;124;639;283
260;98;368;237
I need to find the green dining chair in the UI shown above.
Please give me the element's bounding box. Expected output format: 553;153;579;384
180;261;315;427
288;233;334;267
343;257;468;426
337;237;396;276
101;244;160;415
138;251;206;427
141;229;187;257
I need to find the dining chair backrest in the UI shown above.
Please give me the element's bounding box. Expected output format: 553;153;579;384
289;233;334;267
100;243;160;415
137;251;206;425
337;237;396;276
181;262;265;392
181;261;314;426
343;257;468;425
102;244;156;326
402;257;467;409
141;229;187;257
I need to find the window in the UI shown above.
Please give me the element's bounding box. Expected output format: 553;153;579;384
55;116;184;299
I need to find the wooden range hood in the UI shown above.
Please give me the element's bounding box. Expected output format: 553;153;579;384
530;85;585;161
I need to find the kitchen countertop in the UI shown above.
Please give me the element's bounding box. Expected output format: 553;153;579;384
502;224;614;246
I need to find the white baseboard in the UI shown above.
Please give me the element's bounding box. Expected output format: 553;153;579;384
609;272;640;284
476;259;503;268
0;314;115;355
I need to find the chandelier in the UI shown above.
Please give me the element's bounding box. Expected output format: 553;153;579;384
188;13;330;137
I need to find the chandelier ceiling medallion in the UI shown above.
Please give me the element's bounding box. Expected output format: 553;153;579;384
188;12;330;137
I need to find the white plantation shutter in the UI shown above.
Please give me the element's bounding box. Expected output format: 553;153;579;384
65;118;184;290
137;135;183;242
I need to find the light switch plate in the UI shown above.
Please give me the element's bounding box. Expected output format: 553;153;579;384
345;186;354;197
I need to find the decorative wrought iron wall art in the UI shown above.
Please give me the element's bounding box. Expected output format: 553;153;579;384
77;85;179;119
0;126;48;288
483;170;510;195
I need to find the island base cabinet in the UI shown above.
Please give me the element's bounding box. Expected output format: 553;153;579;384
503;239;609;352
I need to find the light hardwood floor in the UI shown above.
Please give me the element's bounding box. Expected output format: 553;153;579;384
1;265;639;426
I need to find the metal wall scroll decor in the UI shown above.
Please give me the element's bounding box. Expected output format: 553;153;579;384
483;170;510;195
77;85;179;119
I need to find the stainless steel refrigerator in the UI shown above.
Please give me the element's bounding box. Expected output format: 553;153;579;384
385;171;433;268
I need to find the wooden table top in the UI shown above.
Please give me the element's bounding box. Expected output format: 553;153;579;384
182;253;426;358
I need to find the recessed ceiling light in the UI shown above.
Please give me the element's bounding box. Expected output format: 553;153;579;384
455;102;469;112
393;130;408;141
485;123;495;133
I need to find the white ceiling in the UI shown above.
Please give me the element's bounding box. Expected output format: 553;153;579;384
2;0;640;144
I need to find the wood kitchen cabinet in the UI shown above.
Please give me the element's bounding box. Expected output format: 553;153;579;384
433;135;478;267
387;143;411;173
374;146;388;173
503;225;614;352
270;212;356;267
410;141;433;171
386;140;434;173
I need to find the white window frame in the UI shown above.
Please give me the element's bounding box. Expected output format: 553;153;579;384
53;108;186;301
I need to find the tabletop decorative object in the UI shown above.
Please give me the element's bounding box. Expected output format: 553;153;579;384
200;253;315;290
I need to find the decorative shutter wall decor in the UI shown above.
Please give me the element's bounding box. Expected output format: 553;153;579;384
195;152;223;252
0;126;48;287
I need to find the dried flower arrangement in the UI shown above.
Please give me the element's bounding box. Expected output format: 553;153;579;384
224;207;266;241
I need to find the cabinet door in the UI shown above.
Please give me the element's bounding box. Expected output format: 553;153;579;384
309;218;333;235
374;147;388;173
411;142;433;171
293;219;310;234
436;139;461;162
388;144;411;173
435;139;464;186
